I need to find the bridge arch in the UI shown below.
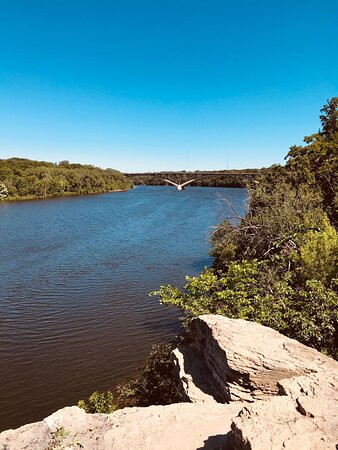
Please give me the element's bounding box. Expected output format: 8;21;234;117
162;178;196;190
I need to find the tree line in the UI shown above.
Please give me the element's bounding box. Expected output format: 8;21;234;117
0;158;132;200
125;169;261;188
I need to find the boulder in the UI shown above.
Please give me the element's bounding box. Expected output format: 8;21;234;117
175;315;338;448
186;315;336;402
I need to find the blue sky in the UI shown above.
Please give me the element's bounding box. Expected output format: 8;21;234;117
0;0;337;172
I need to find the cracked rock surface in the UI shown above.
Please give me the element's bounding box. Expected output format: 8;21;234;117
1;315;337;449
175;315;338;449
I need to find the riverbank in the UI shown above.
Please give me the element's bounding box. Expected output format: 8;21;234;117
0;187;132;202
0;157;133;201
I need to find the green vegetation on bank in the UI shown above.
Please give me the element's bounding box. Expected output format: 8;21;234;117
125;169;260;188
155;98;338;358
79;98;337;414
0;158;132;200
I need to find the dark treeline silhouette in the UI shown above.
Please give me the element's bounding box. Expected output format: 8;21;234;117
125;169;261;188
0;158;132;200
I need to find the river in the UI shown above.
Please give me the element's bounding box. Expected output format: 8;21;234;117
0;185;247;430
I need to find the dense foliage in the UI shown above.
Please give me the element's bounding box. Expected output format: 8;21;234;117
126;169;260;188
116;343;183;408
78;391;116;414
0;158;132;199
154;98;338;358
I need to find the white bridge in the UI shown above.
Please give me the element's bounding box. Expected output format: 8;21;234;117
163;178;196;190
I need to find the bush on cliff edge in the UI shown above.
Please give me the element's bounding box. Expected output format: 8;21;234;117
78;343;183;413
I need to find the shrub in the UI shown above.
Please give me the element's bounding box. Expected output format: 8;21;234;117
153;261;338;358
294;217;338;284
116;343;183;407
212;183;325;270
78;343;183;414
284;280;337;358
78;390;116;414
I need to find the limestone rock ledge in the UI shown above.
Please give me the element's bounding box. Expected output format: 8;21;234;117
1;315;337;449
0;403;242;450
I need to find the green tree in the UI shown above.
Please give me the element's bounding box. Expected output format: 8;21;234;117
0;157;133;199
153;262;337;357
284;98;338;223
319;97;338;139
294;217;338;284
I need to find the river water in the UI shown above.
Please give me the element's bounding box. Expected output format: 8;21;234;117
0;185;247;430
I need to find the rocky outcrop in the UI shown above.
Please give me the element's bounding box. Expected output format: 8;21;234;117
173;315;338;449
179;315;335;402
1;315;337;449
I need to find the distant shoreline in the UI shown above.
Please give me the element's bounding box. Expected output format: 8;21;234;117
0;188;132;203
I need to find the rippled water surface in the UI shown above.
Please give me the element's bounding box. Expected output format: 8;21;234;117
0;186;247;430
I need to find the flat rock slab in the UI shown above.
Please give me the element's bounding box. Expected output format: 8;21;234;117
231;396;337;450
0;403;242;450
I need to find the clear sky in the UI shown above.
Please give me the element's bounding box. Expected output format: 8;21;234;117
0;0;337;172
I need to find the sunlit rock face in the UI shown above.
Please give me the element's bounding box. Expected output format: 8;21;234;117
173;315;338;449
1;315;337;450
